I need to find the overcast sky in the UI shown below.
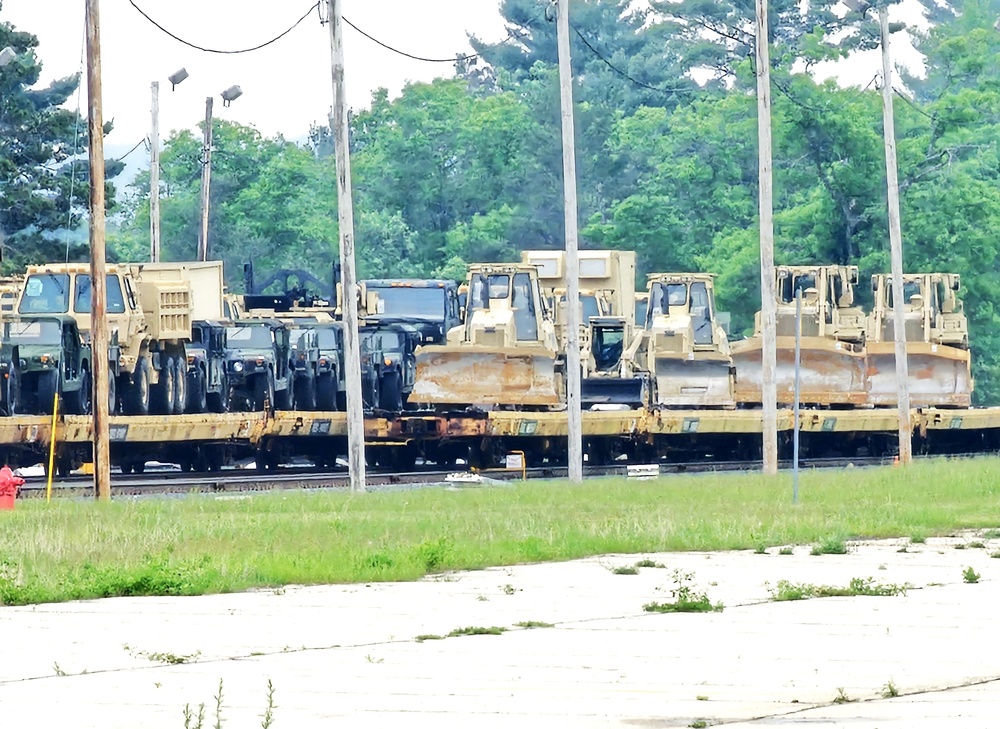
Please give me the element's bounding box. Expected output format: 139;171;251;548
1;0;507;147
2;0;927;160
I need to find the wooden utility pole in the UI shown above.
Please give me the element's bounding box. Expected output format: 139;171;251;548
327;0;366;492
197;96;213;262
150;81;160;262
879;5;912;464
555;0;583;483
756;0;778;475
85;0;111;499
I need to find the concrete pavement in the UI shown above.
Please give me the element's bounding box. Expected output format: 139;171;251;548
2;534;1000;727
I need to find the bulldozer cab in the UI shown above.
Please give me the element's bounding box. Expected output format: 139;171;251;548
462;264;553;348
645;274;722;349
772;265;864;342
869;273;967;348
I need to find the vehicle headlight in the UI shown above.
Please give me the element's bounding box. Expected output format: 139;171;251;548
232;361;244;373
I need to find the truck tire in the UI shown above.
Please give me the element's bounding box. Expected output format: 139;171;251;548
276;379;293;411
207;387;228;414
108;369;117;415
294;374;316;411
38;370;59;415
252;373;274;412
1;365;18;416
125;356;151;415
64;366;92;415
379;371;403;412
151;357;177;415
188;368;208;414
316;373;337;410
173;358;186;415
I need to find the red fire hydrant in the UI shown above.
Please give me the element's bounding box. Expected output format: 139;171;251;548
0;465;24;510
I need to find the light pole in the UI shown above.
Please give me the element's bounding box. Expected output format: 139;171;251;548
150;68;190;263
0;47;15;68
197;85;242;263
845;0;912;464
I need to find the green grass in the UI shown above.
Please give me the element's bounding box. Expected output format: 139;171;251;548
4;458;1000;605
768;577;908;601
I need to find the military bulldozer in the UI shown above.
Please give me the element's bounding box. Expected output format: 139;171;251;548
867;273;972;407
16;263;196;415
521;249;648;408
409;263;562;409
643;273;735;408
731;265;868;406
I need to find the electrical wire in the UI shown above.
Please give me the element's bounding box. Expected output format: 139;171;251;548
113;137;150;164
572;27;699;95
340;16;482;63
128;0;319;54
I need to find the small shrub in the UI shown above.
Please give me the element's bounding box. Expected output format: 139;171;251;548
415;634;444;643
882;679;899;698
754;544;767;554
514;620;554;629
811;537;848;555
990;552;1000;559
634;559;665;569
611;566;639;575
833;687;854;704
778;547;794;556
968;541;986;549
768;578;906;602
689;721;708;728
644;570;723;613
963;567;981;584
448;626;507;637
981;529;1000;539
909;533;927;544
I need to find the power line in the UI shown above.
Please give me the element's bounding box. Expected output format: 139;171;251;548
128;0;319;54
572;27;699;96
340;16;482;63
113;137;149;163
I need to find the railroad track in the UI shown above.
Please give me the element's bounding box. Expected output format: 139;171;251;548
11;451;939;499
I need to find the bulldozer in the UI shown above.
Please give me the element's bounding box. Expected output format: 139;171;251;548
730;265;868;406
643;273;735;408
867;273;972;407
409;263;562;409
521;249;648;408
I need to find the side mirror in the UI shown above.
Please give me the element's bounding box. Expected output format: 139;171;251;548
871;277;878;293
952;275;961;292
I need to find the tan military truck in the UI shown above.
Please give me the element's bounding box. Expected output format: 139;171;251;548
410;262;562;408
643;273;735;408
17;262;197;415
731;265;868;406
867;272;972;407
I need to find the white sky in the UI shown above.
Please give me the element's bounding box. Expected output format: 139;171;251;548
1;0;507;146
1;0;928;159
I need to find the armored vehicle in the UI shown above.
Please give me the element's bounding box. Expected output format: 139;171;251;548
309;322;346;410
225;320;294;412
186;320;230;413
867;273;972;407
359;323;419;412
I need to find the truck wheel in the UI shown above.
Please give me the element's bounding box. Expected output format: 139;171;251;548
252;373;274;411
65;366;92;415
38;371;59;415
207;387;228;414
108;370;117;415
151;357;177;415
188;369;208;414
316;373;337;410
379;372;403;412
125;357;151;415
173;359;186;415
276;378;293;411
1;365;17;416
294;375;316;411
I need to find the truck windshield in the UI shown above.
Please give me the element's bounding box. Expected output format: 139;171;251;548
582;294;600;321
379;331;404;350
371;286;445;318
5;320;62;345
19;274;70;314
73;274;127;314
227;326;273;348
315;328;339;349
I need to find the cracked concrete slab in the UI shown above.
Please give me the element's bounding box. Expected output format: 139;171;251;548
1;534;999;727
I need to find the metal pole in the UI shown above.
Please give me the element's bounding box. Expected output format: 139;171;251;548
85;0;111;500
150;81;160;262
327;0;367;493
793;289;801;503
879;6;912;465
756;0;778;475
197;96;213;262
556;0;583;483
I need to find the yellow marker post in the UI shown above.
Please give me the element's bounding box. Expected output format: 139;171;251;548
46;390;59;501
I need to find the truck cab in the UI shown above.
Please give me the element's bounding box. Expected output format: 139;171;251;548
224;320;294;412
2;315;93;415
360;279;461;346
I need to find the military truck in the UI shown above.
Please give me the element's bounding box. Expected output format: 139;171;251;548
287;324;322;410
1;315;119;415
309;322;346;410
186;320;230;413
224;320;294;411
16;262;199;415
359;279;461;346
359;323;419;411
867;272;972;407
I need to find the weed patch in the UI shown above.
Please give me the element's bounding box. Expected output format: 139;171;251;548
644;570;723;613
963;567;981;584
414;634;444;643
448;626;507;637
634;559;665;568
811;537;848;555
611;566;638;575
768;577;907;602
514;620;554;629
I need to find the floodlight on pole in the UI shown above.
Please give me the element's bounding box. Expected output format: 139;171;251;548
0;46;16;68
167;67;188;90
220;85;243;107
842;0;872;17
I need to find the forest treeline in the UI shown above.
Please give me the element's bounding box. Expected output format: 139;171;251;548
3;1;1000;400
